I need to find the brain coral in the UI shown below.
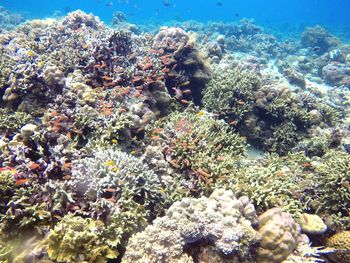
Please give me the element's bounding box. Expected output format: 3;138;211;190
325;231;350;263
122;189;260;263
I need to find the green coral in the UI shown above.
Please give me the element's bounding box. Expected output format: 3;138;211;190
44;214;118;263
311;150;350;228
202;66;261;119
223;152;313;215
146;109;246;194
0;109;34;135
0;170;16;216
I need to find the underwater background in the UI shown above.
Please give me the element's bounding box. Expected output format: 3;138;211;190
2;0;350;28
1;0;350;263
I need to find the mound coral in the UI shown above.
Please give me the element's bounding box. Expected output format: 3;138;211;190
153;27;210;105
123;189;260;263
257;208;309;263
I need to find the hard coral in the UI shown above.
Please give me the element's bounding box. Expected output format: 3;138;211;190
146;109;246;195
326;231;350;263
257;208;309;263
123;189;260;263
301;25;340;55
153;27;210;105
44;213;118;263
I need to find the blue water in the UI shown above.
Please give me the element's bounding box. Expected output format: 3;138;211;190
2;0;350;30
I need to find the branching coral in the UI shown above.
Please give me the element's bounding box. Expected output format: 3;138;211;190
223;151;313;215
43;213;118;263
311;150;350;228
0;109;34;136
145;109;246;195
203;59;340;154
123;189;260;263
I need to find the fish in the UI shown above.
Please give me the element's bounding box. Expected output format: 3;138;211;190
216;1;223;6
15;178;30;186
104;160;116;166
28;162;40;170
162;0;171;7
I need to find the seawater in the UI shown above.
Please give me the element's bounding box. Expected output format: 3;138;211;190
2;0;350;36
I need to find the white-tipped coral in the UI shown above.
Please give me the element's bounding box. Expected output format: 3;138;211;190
122;189;260;263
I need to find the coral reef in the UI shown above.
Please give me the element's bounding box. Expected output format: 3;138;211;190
153;27;210;105
257;208;309;263
203;58;340;154
145;109;246;196
325;231;350;263
301;25;341;55
0;6;25;32
0;9;350;263
123;189;260;262
43;213;118;262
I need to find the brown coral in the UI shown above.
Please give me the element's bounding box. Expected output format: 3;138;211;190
326;231;350;263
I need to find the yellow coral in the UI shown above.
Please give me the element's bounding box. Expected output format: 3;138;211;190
298;213;327;235
326;231;350;263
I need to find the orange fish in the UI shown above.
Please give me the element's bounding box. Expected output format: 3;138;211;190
15;179;29;186
28;162;40;170
229;120;238;126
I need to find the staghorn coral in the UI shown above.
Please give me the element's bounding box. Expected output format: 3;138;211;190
203;58;340;155
310;150;350;229
123;189;260;263
202;65;261;117
224;151;313;215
